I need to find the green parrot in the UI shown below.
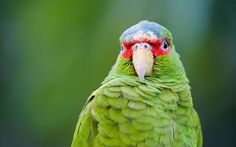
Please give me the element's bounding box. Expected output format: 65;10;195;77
71;20;202;147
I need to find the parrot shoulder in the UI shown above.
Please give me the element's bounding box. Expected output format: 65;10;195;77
193;108;203;147
177;87;203;147
71;90;99;147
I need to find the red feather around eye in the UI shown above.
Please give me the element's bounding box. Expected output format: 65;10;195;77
151;40;162;47
122;41;135;59
122;48;132;58
152;46;170;56
152;40;170;57
123;40;139;49
121;39;169;58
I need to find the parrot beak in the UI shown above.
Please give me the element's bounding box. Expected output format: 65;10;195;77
132;46;154;81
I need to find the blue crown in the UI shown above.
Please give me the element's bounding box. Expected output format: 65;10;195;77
120;20;165;43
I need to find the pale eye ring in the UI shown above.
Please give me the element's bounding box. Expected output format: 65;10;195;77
121;45;127;51
161;41;169;51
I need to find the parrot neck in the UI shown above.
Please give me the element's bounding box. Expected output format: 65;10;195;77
103;50;189;90
153;51;189;84
103;68;189;91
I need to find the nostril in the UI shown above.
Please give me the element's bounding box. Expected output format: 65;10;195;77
132;44;139;51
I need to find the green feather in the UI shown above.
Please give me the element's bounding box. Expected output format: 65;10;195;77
71;20;202;147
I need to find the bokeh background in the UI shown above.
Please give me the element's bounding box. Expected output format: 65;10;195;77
1;0;236;146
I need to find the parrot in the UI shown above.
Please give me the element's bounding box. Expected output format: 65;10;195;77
71;20;202;147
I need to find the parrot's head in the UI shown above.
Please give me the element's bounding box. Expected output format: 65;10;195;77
110;20;186;82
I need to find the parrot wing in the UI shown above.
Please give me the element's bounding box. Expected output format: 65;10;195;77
71;91;98;147
176;88;203;147
195;109;203;147
71;78;203;147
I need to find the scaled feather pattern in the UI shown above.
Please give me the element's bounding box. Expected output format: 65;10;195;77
71;20;202;147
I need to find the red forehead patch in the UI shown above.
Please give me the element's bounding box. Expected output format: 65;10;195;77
121;39;169;58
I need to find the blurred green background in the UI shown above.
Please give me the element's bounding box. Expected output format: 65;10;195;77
1;0;235;146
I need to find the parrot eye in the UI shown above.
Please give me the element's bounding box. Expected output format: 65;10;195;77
121;45;126;51
121;45;127;51
161;41;169;51
163;42;168;49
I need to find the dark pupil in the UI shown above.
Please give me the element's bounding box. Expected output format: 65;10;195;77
163;42;168;49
